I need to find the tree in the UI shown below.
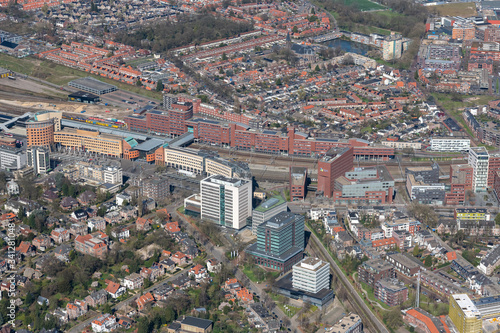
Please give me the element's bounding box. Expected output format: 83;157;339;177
384;308;403;329
221;52;228;61
412;244;420;257
424;255;432;267
275;78;282;86
292;26;298;34
314;65;320;72
495;214;500;226
156;80;164;92
17;207;25;220
97;206;107;217
136;80;143;87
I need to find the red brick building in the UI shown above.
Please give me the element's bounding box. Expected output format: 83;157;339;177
317;147;354;198
289;166;307;200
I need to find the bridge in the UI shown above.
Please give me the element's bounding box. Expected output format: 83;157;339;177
1;112;32;132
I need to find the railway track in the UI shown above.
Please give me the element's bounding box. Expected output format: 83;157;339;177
306;226;389;333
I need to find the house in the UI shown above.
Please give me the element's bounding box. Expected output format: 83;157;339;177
116;193;131;206
184;246;199;260
7;179;19;195
165;221;181;234
123;273;144;290
160;258;177;272
70;209;88;222
51;228;70;244
24;267;43;280
37;296;49;306
32;234;52;250
171;273;192;289
167;317;213;333
87;217;106;232
84;289;107;308
120;205;137;219
74;234;107;258
92;313;118;333
136;292;155;311
111;225;130;239
188;264;208;283
105;281;126;299
207;259;221;273
42;189;58;202
66;299;87;320
70;222;88;236
60;197;79;210
171;251;188;265
54;244;72;262
51;308;69;324
16;241;35;257
117;316;134;330
104;210;121;225
78;190;97;205
0;212;16;227
136;217;151;231
152;284;173;301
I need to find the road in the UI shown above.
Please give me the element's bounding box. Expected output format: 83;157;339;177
67;266;191;333
171;208;301;333
306;226;389;333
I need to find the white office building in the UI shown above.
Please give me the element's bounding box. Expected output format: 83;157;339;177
292;257;330;294
469;147;489;192
0;146;26;171
430;137;470;152
201;175;252;229
27;146;50;175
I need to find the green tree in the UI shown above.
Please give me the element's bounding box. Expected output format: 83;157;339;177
221;52;228;61
136;80;143;87
412;244;420;257
292;26;298;34
17;207;25;220
156;80;164;92
424;255;432;267
97;206;107;217
314;65;320;72
275;78;282;86
384;308;403;329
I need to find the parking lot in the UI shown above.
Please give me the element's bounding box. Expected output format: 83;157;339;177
101;90;160;111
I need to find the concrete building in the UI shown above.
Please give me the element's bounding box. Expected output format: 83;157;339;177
27;146;50;175
332;166;394;204
289;166;307;200
292;257;330;294
251;196;287;235
326;314;363;333
406;174;445;205
54;128;124;157
317;147;353;198
200;175;252;230
75;162;123;185
449;294;482;333
405;162;440;184
430;137;470;152
68;77;117;95
245;211;305;272
382;33;410;60
0;145;26;171
469;147;489;192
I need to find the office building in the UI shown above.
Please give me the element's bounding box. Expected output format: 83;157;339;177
289;166;307;200
430;137;470;152
469;147;489;192
26;119;55;148
292;257;330;294
449;294;482;333
252;196;287;235
406;174;445;205
375;278;408;306
326;314;363;333
55;128;124;157
27;146;50;175
245;211;305;272
405;162;440;184
0;145;26;171
332;166;394;204
317;147;353;198
200;175;252;230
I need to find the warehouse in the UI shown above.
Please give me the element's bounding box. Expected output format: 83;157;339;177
68;91;101;104
68;77;117;95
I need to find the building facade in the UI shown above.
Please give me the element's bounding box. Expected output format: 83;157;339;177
292;257;330;294
469;147;489;192
252;196;287;235
27;146;50;175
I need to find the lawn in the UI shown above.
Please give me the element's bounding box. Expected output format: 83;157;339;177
0;53;163;100
339;0;385;11
352;24;392;36
360;281;390;310
431;2;476;17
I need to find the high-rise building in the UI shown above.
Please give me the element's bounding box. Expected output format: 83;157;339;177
289;166;307;200
488;153;500;187
468;147;489;192
200;175;252;230
252;196;287;235
449;294;482;333
245;211;305;272
26;119;55;148
317;147;353;198
0;145;26;171
382;33;411;61
163;93;177;110
27;146;50;175
292;257;330;294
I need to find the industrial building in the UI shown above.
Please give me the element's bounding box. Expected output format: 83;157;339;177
68;91;101;104
68;77;117;95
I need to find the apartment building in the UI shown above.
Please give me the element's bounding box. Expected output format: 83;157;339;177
469;147;489;192
200;175;252;230
27;146;50;175
430;137;470;152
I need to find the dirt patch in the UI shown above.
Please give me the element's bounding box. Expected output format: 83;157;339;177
136;243;162;260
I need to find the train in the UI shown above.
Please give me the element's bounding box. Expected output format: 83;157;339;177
62;114;126;129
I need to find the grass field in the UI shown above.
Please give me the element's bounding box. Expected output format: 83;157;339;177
352;23;392;36
431;2;477;17
340;0;385;11
0;53;163;100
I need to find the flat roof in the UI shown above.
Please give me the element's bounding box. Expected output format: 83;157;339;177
452;294;481;318
134;138;166;152
69;77;117;91
254;196;286;213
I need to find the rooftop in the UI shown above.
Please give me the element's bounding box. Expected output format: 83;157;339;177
452;294;481;318
254;196;286;213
